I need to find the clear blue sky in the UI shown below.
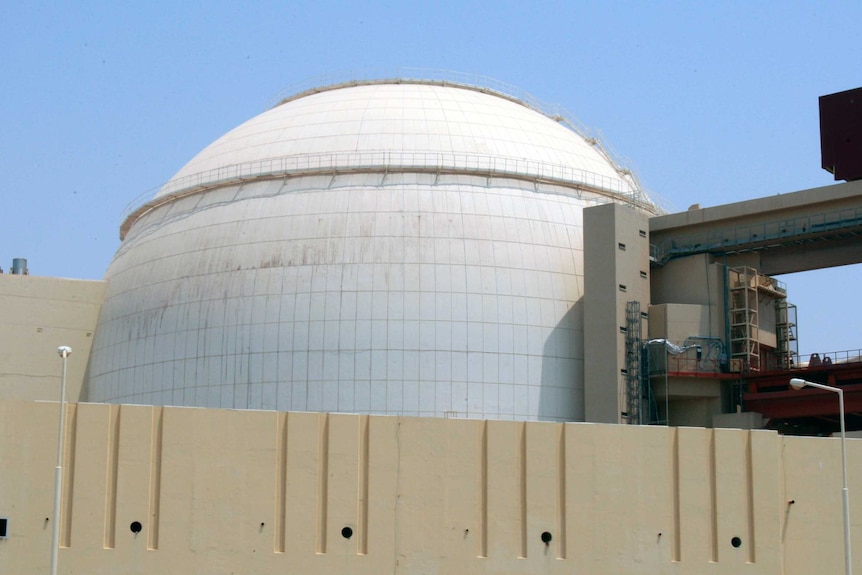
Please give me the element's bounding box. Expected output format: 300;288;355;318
1;1;859;355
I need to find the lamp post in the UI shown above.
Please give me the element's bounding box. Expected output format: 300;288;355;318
50;346;71;575
790;377;852;575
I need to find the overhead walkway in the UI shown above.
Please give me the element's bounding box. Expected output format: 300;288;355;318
648;180;862;274
650;204;862;266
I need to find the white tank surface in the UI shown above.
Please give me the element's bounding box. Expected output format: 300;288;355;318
87;79;658;421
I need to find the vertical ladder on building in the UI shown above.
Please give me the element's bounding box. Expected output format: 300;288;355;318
625;301;643;424
775;300;798;369
728;267;760;372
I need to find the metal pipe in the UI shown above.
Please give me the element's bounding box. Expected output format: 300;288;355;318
840;388;852;575
50;346;71;575
789;378;852;575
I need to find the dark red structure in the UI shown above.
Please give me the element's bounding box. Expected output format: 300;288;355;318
742;357;862;431
820;86;862;181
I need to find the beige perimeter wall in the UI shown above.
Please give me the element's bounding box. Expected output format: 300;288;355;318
1;400;859;574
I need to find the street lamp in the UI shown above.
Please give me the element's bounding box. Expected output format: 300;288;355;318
50;346;71;575
790;377;852;575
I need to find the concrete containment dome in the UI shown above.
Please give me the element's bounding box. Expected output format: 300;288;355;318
87;78;658;421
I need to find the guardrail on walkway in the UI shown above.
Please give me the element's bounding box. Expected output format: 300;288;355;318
650;205;862;266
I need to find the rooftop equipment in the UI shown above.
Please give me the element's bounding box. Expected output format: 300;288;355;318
11;258;28;275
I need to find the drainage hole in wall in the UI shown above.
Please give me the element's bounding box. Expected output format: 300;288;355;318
541;531;552;544
731;536;742;548
130;521;142;534
342;526;353;539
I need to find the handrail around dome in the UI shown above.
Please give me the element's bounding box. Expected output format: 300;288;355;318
119;151;661;240
264;70;647;203
266;69;580;123
119;71;664;238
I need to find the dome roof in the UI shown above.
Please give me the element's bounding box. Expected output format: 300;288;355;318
151;81;643;203
92;78;656;421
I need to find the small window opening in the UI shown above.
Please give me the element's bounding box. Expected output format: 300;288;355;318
618;242;626;250
639;229;647;238
619;284;627;292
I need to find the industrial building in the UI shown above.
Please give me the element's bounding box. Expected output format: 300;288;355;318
1;76;861;574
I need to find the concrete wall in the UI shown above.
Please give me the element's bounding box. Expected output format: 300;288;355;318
649;253;726;342
1;400;861;574
0;275;106;402
648;303;711;342
666;396;723;427
584;203;651;423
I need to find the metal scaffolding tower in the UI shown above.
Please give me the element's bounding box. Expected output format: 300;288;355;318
624;301;643;424
728;267;761;372
776;300;798;369
728;266;789;372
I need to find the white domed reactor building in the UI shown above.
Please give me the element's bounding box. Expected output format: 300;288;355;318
86;78;659;421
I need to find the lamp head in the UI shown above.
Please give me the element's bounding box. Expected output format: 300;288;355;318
789;378;807;390
57;346;72;358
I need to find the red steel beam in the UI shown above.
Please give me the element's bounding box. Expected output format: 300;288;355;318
746;363;862;394
743;382;862;419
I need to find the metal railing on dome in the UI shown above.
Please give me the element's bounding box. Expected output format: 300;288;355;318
119;150;661;237
118;70;671;236
266;68;581;122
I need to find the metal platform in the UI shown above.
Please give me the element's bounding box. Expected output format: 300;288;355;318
742;355;862;428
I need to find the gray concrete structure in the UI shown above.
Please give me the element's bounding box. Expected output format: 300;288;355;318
583;203;651;424
577;181;862;427
646;182;862;425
